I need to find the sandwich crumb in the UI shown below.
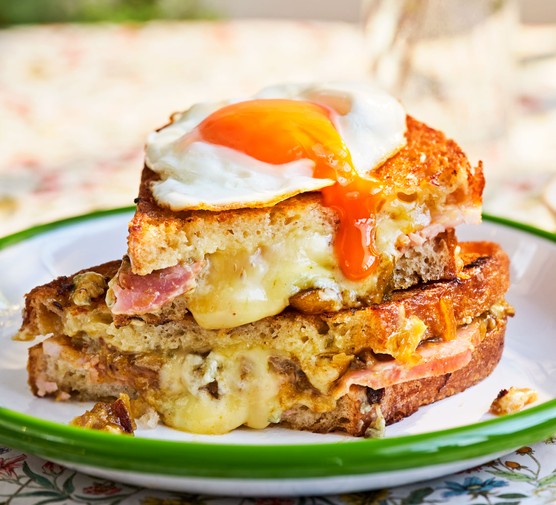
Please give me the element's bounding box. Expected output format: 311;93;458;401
71;271;107;306
71;393;136;434
70;394;162;433
364;405;385;438
130;397;160;429
489;387;538;416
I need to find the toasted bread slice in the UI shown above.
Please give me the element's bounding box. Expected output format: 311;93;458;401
130;117;483;275
117;117;484;328
281;318;506;436
27;316;506;437
110;228;460;329
20;242;511;436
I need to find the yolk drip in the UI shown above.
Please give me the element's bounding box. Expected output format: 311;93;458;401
194;99;383;280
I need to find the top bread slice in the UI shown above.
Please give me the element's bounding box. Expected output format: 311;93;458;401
129;117;483;275
114;117;484;328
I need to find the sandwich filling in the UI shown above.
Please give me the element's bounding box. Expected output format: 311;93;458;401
20;241;512;436
109;84;483;328
146;83;408;282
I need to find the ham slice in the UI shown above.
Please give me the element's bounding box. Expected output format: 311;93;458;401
406;207;482;248
334;322;481;396
110;260;202;315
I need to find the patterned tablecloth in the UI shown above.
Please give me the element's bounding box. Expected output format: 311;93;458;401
0;19;555;505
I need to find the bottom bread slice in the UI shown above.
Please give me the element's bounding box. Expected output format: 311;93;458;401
27;314;507;437
281;318;506;436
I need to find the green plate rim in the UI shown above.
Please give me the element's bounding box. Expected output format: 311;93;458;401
0;206;135;251
0;209;555;480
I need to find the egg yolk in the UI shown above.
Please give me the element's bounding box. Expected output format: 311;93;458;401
193;99;384;281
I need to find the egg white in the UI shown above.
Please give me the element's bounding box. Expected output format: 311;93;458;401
146;82;407;211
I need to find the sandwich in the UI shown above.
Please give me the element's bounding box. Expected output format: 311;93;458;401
22;241;510;436
16;82;512;437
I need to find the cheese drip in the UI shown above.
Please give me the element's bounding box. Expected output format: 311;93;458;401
146;82;407;280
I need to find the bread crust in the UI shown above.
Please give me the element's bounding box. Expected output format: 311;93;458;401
16;261;119;342
17;242;509;363
280;317;506;436
127;116;484;277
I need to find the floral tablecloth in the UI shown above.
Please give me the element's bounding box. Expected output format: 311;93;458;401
0;19;555;505
1;441;555;504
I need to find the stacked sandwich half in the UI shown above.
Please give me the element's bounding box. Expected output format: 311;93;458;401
17;83;512;436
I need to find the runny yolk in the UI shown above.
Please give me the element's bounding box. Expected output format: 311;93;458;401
193;99;383;281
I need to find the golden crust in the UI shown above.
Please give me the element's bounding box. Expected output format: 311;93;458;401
18;241;509;363
281;317;506;436
127;116;484;276
373;116;484;203
16;261;120;342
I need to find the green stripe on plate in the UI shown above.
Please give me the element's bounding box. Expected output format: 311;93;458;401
0;206;135;250
0;209;554;479
0;401;555;479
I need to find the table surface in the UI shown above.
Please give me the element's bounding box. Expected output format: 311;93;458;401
0;19;555;504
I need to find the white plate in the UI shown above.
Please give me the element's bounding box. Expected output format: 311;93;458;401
0;210;555;496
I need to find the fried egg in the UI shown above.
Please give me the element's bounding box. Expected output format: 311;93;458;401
146;82;406;211
145;82;407;280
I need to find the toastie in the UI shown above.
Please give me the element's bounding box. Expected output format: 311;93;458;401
21;241;510;435
16;82;509;437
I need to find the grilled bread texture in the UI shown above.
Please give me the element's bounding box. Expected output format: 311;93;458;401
115;117;484;328
280;318;506;436
20;241;511;436
129;117;483;276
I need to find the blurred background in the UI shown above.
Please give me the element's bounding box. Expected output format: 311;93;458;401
1;0;555;236
1;0;555;24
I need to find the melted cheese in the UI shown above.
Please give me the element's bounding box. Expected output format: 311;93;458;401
384;315;427;365
188;232;342;329
186;198;430;329
158;348;281;434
